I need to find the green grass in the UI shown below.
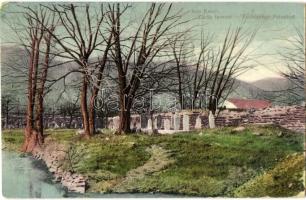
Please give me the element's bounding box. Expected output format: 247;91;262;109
234;153;304;197
2;129;24;151
1;129;76;151
71;137;150;176
1;125;304;197
45;129;76;142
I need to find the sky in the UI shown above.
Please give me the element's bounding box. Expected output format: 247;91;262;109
0;2;304;82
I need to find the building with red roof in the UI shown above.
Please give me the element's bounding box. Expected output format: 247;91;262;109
223;98;272;110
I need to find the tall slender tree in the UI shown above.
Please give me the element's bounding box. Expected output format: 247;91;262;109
34;18;56;141
21;7;50;152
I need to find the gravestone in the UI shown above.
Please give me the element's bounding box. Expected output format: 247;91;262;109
147;118;153;130
54;122;60;129
173;113;180;130
141;114;148;129
208;111;215;128
107;119;113;129
113;116;120;130
156;115;162;129
136;117;141;131
170;113;175;129
154;117;157;130
183;114;190;131
164;118;171;130
195;116;202;129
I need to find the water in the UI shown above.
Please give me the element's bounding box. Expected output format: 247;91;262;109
2;151;181;198
2;151;66;198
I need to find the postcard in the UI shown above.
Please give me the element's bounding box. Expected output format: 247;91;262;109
1;1;305;198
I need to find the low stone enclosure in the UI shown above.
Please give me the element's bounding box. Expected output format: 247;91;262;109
107;106;305;133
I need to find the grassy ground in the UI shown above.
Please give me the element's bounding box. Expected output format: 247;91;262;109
2;125;304;197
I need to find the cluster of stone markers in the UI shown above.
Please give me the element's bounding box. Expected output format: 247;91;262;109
108;106;305;134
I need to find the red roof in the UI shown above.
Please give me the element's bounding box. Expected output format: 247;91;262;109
227;98;272;109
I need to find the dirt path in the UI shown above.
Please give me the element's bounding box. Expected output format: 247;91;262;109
112;145;175;192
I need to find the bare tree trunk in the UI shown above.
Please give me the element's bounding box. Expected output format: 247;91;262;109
118;100;131;133
22;39;37;152
19;6;58;151
80;75;90;138
177;68;183;109
88;34;112;135
88;95;96;135
35;32;52;144
35;94;44;144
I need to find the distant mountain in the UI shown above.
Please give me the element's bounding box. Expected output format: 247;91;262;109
1;45;302;107
229;79;263;99
250;77;290;91
231;77;303;105
1;45;80;106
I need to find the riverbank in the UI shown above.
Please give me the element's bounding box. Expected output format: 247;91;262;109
2;125;305;197
31;138;87;193
2;129;87;193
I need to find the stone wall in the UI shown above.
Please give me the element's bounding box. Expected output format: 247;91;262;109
2;114;104;129
107;106;305;133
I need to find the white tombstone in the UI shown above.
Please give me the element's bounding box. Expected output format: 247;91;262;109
195;116;202;129
153;117;157;130
173;113;180;130
147;118;153;130
146;117;156;134
208;111;216;129
183;114;190;131
170;113;175;129
113;116;120;130
164;118;171;130
54;122;60;129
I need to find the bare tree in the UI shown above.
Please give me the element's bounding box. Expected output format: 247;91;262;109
4;4;65;151
27;3;113;137
179;33;216;110
170;26;257;128
206;27;257;127
167;33;194;109
21;7;49;152
108;3;187;133
34;15;57;143
279;28;304;102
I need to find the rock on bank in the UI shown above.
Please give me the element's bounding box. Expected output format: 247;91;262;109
31;138;87;193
